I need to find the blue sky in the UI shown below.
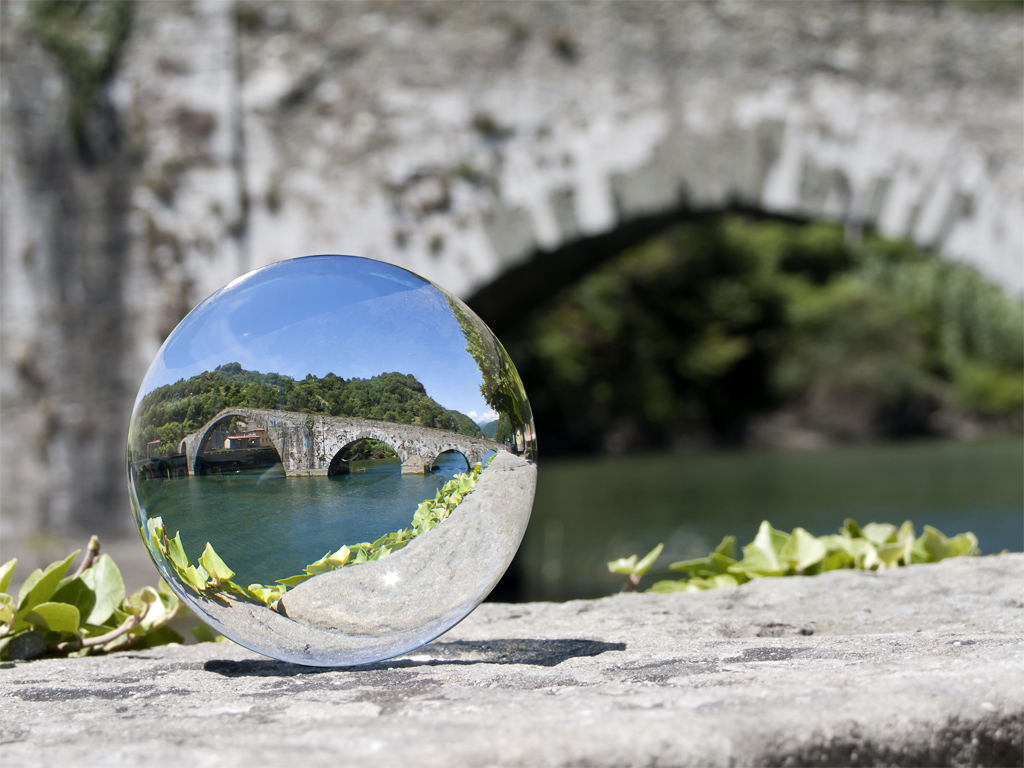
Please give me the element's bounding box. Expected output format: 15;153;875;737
137;256;498;422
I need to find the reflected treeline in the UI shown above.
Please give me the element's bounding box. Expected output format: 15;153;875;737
443;294;534;442
132;364;485;457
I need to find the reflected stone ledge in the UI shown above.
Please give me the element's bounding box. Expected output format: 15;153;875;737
186;450;536;666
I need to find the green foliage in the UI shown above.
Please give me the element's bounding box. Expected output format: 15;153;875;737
133;366;484;456
608;519;979;594
0;536;223;662
443;295;534;436
507;217;1023;450
145;464;484;608
607;543;664;592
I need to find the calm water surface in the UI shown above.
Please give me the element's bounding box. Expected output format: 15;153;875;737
136;452;470;588
521;437;1023;600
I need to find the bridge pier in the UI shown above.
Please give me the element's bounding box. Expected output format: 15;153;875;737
401;455;430;475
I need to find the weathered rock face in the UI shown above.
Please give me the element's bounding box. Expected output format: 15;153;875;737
1;554;1022;767
1;1;1021;548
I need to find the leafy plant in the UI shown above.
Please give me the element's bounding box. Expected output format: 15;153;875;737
145;465;484;608
607;543;664;592
608;519;979;593
0;536;220;662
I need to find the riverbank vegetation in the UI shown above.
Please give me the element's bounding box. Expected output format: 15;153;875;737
1;466;484;660
134;366;482;455
609;519;980;594
145;464;483;608
505;216;1023;454
0;536;213;662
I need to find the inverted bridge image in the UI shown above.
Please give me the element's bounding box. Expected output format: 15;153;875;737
180;407;504;476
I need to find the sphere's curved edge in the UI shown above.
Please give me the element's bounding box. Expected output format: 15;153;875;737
181;451;537;667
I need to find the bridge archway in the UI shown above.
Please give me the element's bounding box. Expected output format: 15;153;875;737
327;438;401;478
185;408;289;477
191;412;285;476
429;449;471;475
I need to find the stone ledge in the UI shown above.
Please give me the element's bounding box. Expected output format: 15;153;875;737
2;554;1022;768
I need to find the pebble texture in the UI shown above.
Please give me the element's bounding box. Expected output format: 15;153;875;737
2;553;1022;767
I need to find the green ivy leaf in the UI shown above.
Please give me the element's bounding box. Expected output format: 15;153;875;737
948;532;979;557
0;593;14;626
247;583;287;605
198;543;235;585
634;543;664;578
166;532;190;572
275;573;312;589
17;551;79;615
861;522;898;546
182;563;210;592
0;558;16;594
843;519;865;539
918;525;952;562
79;554;126;626
24;601;80;634
780;527;827;572
50;577;97;626
607;555;638;576
876;541;908;567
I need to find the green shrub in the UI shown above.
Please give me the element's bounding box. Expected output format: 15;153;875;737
609;519;979;594
0;536;217;662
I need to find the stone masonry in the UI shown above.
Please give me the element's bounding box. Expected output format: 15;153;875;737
180;406;503;475
2;0;1022;559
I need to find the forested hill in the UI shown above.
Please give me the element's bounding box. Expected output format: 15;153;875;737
134;364;483;453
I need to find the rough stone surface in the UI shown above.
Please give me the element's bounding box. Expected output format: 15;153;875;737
2;1;1023;552
2;554;1022;767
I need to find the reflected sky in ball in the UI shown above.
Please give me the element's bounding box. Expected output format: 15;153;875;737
136;255;496;421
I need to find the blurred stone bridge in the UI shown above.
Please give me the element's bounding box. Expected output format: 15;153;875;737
1;1;1021;542
182;407;502;477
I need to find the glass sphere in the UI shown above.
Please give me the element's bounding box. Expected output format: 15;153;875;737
127;255;536;666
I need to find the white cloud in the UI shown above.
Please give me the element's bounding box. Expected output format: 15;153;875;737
468;409;499;424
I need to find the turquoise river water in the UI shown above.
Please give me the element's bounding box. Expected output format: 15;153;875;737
135;451;471;589
521;436;1023;600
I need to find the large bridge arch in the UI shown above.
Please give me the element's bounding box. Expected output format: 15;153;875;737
182;407;291;477
3;1;1020;542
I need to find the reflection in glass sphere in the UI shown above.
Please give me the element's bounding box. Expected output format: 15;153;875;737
126;255;536;666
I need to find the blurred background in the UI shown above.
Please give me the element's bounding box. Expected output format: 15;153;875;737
2;0;1021;600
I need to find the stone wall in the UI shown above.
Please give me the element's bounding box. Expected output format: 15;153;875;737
1;1;1021;547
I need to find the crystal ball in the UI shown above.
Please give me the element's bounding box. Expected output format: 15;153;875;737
127;255;537;666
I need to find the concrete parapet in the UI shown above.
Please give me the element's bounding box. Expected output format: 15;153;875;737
2;554;1021;767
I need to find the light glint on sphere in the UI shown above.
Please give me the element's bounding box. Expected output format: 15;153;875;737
126;255;537;666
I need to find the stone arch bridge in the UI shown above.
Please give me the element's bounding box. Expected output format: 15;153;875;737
181;407;503;477
2;1;1022;542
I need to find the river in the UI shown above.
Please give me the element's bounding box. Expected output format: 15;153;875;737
135;438;1021;602
520;436;1023;600
134;451;472;589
